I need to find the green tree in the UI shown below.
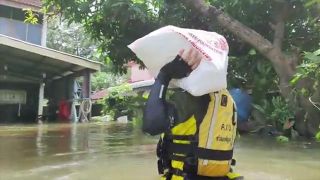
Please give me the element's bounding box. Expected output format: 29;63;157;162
43;0;160;74
102;83;146;120
92;72;128;91
46;17;128;91
47;17;98;59
42;0;320;136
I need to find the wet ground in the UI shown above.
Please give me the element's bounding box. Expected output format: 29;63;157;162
0;123;319;180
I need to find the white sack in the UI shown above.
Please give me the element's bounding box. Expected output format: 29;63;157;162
128;25;229;96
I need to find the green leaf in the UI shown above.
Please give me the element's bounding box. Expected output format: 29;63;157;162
316;131;320;141
314;49;320;56
301;88;309;97
142;91;149;99
23;8;39;24
305;52;320;62
276;135;289;143
305;0;319;7
248;49;256;55
290;74;302;85
252;104;266;114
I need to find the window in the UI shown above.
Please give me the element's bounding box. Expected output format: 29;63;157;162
0;5;11;18
0;17;9;34
0;17;27;41
27;23;42;45
0;5;43;45
0;5;43;23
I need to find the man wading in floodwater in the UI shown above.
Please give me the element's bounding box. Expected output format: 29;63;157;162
143;48;243;180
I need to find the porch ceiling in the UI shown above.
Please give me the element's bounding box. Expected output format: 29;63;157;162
0;35;101;83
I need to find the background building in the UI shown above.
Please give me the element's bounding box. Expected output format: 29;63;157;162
0;0;101;123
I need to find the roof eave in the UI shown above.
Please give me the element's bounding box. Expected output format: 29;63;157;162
0;34;102;71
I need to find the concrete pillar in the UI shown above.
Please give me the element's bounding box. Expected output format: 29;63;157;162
82;69;91;99
70;78;78;123
41;15;48;47
81;69;91;121
37;82;45;123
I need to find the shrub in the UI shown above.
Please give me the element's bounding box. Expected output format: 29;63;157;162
102;83;147;122
253;96;294;130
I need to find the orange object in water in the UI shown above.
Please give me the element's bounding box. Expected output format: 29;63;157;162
58;100;70;121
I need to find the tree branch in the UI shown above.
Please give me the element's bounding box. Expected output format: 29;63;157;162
272;21;285;49
182;0;319;136
183;0;276;62
272;2;290;50
183;0;295;97
184;0;210;14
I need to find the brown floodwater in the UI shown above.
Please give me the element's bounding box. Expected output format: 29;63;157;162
0;122;319;180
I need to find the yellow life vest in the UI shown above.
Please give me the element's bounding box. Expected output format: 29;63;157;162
158;89;237;180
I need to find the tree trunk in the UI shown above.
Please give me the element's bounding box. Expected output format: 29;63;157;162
183;0;320;136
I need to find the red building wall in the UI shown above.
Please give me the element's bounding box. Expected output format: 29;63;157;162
129;63;154;83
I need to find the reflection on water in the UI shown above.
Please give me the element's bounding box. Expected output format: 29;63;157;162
0;123;319;180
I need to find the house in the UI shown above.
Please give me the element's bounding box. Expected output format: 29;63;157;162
91;62;154;101
90;62;154;117
0;0;101;123
0;0;46;45
127;61;154;92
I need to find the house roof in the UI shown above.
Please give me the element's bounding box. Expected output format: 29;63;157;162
130;80;154;90
91;89;108;100
0;34;101;83
0;0;42;10
10;0;41;7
